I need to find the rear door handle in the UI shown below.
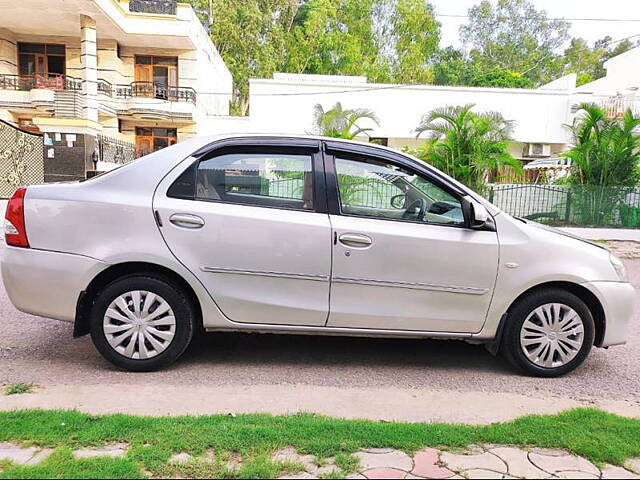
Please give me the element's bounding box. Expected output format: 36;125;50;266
338;233;372;248
169;213;205;229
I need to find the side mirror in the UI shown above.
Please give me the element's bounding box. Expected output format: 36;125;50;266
462;196;492;229
390;194;406;209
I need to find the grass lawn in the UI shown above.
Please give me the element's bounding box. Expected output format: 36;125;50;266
0;408;639;478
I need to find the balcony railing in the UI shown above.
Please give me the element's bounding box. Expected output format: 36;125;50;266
0;74;82;91
115;82;197;104
597;95;640;118
573;94;640;119
97;79;113;96
129;0;177;15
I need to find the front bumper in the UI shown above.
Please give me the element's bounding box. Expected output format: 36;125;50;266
582;281;636;347
1;245;107;322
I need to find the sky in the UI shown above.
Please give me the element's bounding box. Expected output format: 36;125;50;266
429;0;640;49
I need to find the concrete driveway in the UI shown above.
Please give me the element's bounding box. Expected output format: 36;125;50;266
1;251;639;424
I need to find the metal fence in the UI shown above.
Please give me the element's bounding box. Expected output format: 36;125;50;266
488;184;640;228
97;135;136;165
263;176;402;207
0;119;44;198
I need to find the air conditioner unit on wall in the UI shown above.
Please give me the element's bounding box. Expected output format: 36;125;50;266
526;143;551;158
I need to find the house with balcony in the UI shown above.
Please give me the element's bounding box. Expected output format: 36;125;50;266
574;46;640;118
0;0;232;180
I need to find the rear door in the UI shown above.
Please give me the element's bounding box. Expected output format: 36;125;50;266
154;138;332;326
324;143;499;333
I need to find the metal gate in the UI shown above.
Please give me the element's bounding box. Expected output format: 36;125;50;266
0;119;44;198
488;183;640;227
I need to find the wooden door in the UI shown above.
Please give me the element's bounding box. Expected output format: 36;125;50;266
134;64;153;97
135;136;152;157
34;54;47;88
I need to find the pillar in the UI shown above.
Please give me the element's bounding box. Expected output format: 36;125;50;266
80;15;98;123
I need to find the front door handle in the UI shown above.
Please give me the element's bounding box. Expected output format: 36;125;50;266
338;233;372;248
170;213;205;229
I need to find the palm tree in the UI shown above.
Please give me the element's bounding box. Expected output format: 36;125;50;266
565;103;640;186
312;102;380;139
412;104;520;191
563;103;640;225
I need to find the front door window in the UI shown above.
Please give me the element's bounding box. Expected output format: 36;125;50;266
334;157;465;226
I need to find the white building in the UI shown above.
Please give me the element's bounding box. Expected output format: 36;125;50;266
205;45;640;165
205;73;572;161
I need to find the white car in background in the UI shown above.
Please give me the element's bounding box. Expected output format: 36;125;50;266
1;135;635;376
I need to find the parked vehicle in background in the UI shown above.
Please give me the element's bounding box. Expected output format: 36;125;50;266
1;135;635;376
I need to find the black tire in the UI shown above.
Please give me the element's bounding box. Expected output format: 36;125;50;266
89;274;195;372
501;288;595;377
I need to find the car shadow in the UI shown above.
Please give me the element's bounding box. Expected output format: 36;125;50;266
177;329;512;374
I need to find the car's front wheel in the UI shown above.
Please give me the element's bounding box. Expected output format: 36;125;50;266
501;288;595;377
89;274;195;371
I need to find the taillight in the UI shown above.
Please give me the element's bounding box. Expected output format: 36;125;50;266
5;187;29;248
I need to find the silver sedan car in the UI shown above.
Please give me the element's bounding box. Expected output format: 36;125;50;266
2;135;635;376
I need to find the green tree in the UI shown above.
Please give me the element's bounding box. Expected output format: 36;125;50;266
284;0;440;84
190;0;442;113
459;0;570;85
379;0;441;84
470;70;534;88
563;104;640;225
189;0;299;115
565;104;640;186
562;37;637;87
432;47;475;86
410;104;521;190
285;0;378;77
312;102;380;139
433;48;534;88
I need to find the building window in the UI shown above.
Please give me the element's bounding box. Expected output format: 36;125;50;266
18;43;66;88
135;127;177;156
134;56;178;99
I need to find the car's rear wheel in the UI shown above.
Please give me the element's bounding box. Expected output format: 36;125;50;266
501;288;595;377
89;275;195;371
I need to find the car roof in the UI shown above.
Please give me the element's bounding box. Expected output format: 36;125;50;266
192;133;404;155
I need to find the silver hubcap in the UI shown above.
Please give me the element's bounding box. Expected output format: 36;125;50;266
103;290;176;360
520;303;585;368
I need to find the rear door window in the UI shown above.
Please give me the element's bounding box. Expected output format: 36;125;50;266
195;153;314;211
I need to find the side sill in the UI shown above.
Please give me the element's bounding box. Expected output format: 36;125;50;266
204;323;476;340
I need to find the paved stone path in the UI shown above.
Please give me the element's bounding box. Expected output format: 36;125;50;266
602;240;640;259
275;445;640;479
2;441;640;479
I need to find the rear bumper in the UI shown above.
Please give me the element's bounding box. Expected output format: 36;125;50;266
1;246;107;322
582;281;636;347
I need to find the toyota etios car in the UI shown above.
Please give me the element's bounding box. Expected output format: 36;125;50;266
2;135;635;376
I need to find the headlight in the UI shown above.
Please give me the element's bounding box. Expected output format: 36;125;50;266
610;253;628;282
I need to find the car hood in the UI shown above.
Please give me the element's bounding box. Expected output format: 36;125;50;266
520;218;608;251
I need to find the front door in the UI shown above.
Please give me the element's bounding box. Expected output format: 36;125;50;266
325;149;499;333
154;142;331;326
135;127;177;156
